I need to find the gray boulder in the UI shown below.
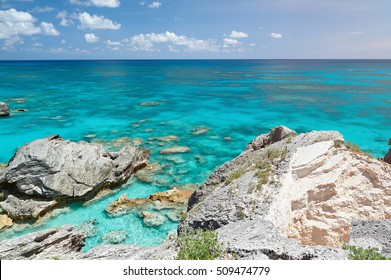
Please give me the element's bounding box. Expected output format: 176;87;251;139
348;220;391;257
0;225;86;260
1;135;149;200
0;102;10;117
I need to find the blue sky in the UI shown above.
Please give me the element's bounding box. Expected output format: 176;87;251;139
0;0;390;59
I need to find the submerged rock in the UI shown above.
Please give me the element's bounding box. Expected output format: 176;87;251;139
192;126;210;135
140;101;159;106
160;146;191;154
141;211;166;227
0;225;86;260
0;135;149;200
0;102;10;117
0;214;12;230
181;126;391;249
75;219;98;237
101;230;128;244
149;135;179;142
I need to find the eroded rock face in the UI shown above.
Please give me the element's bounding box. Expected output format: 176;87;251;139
1;135;149;200
0;195;57;220
348;220;391;257
0;225;86;260
0;214;12;230
0;102;10;117
217;219;347;260
105;188;194;215
181;126;391;248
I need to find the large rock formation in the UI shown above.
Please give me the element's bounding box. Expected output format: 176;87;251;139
0;135;149;221
0;225;177;260
0;135;149;199
0;102;10;117
0;225;86;260
180;126;391;249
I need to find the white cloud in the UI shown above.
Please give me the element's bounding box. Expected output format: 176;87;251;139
223;38;239;45
105;39;122;46
85;33;99;43
57;11;73;26
69;0;89;6
229;31;248;38
129;31;219;52
78;12;121;30
90;0;120;8
148;2;162;9
0;9;60;49
140;1;146;5
70;0;120;8
271;32;283;39
40;22;60;36
30;6;55;13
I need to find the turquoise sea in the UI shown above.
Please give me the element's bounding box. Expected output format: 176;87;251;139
0;60;390;250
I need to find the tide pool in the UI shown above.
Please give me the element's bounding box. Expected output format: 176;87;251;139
0;59;390;250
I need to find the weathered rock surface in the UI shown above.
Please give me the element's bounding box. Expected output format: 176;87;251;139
0;214;12;230
0;225;86;260
348;220;391;257
80;235;177;260
181;126;391;249
0;195;57;220
217;219;347;260
0;135;149;200
105;187;194;215
0;102;10;117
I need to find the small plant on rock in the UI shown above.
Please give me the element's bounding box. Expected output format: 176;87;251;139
342;245;391;260
177;228;224;260
226;169;245;184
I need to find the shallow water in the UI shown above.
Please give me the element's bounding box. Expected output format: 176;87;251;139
0;60;390;250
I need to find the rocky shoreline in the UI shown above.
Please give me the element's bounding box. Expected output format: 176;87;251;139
0;126;390;260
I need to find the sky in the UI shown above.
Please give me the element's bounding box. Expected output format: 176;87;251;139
0;0;391;59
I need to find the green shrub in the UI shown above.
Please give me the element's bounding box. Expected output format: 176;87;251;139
226;169;244;184
177;228;224;260
266;147;281;160
345;141;361;152
342;245;391;260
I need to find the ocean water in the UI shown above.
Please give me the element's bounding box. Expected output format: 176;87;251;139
0;60;390;250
